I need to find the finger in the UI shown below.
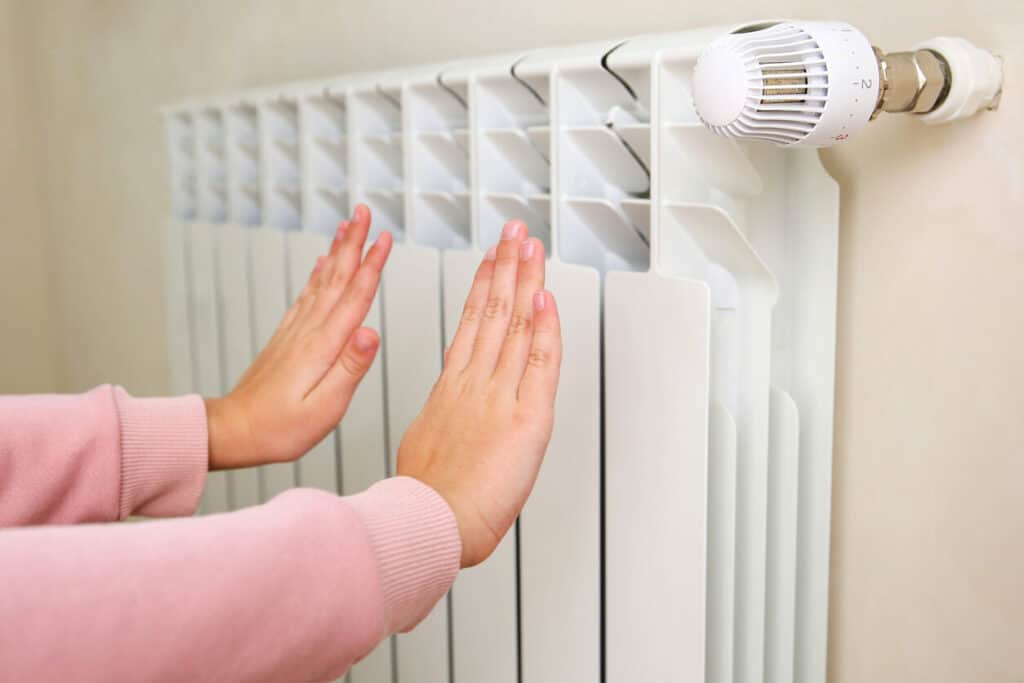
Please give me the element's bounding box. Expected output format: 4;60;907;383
319;230;392;351
516;290;561;408
444;248;496;372
261;251;327;360
318;220;349;288
331;205;371;289
287;228;388;397
279;255;325;335
313;205;372;319
292;255;327;322
494;237;545;387
305;326;380;418
469;220;527;375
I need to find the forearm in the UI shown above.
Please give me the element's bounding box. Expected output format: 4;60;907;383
0;478;460;682
0;386;207;526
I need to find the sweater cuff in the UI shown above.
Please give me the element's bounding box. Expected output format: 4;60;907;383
113;388;208;519
346;477;461;634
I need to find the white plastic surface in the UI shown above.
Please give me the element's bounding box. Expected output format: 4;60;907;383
442;250;519;683
215;223;261;508
287;230;341;493
187;104;233;514
339;281;394;683
521;259;602;683
664;202;777;683
381;244;449;683
165;114;196;220
525;50;624;683
605;271;711;683
706;401;738;683
162;220;194;396
766;149;839;683
412;66;526;683
336;220;393;683
300;91;347;234
185;222;231;513
693;21;879;147
248;226;296;500
584;42;715;683
766;388;800;683
354;72;462;683
260;96;302;230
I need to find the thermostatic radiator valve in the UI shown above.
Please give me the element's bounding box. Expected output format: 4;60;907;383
691;20;1004;147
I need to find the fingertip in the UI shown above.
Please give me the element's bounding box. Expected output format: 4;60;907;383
473;250;496;283
501;219;528;241
329;221;350;255
353;326;380;353
485;245;497;261
533;289;548;312
520;238;535;261
368;230;393;266
342;205;372;248
352;203;371;225
520;236;546;262
534;290;560;326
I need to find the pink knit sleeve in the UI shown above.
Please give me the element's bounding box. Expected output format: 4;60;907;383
0;478;461;682
0;385;207;527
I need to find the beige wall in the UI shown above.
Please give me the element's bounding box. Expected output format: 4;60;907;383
2;1;1022;681
0;0;57;393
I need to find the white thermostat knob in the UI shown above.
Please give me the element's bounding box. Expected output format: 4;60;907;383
692;21;879;147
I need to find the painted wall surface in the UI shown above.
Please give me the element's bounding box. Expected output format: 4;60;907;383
1;1;1021;681
0;0;57;393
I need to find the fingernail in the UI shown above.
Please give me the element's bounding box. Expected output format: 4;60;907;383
354;329;376;352
501;221;523;240
313;255;325;273
520;239;535;261
533;290;547;311
485;246;497;260
337;220;349;237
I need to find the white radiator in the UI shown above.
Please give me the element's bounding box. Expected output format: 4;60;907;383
162;23;838;683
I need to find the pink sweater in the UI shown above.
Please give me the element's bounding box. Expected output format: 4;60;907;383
0;385;461;682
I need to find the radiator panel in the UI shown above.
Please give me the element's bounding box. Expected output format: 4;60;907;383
604;271;711;682
441;248;520;683
287;230;342;495
248;226;295;500
162;219;194;397
215;224;261;508
380;244;450;683
519;260;602;683
185;222;231;513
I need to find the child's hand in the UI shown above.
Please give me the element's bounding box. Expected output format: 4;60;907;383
205;205;392;471
397;221;562;567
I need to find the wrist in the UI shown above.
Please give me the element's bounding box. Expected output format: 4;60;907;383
405;476;478;568
430;485;470;568
204;395;249;470
345;477;462;632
